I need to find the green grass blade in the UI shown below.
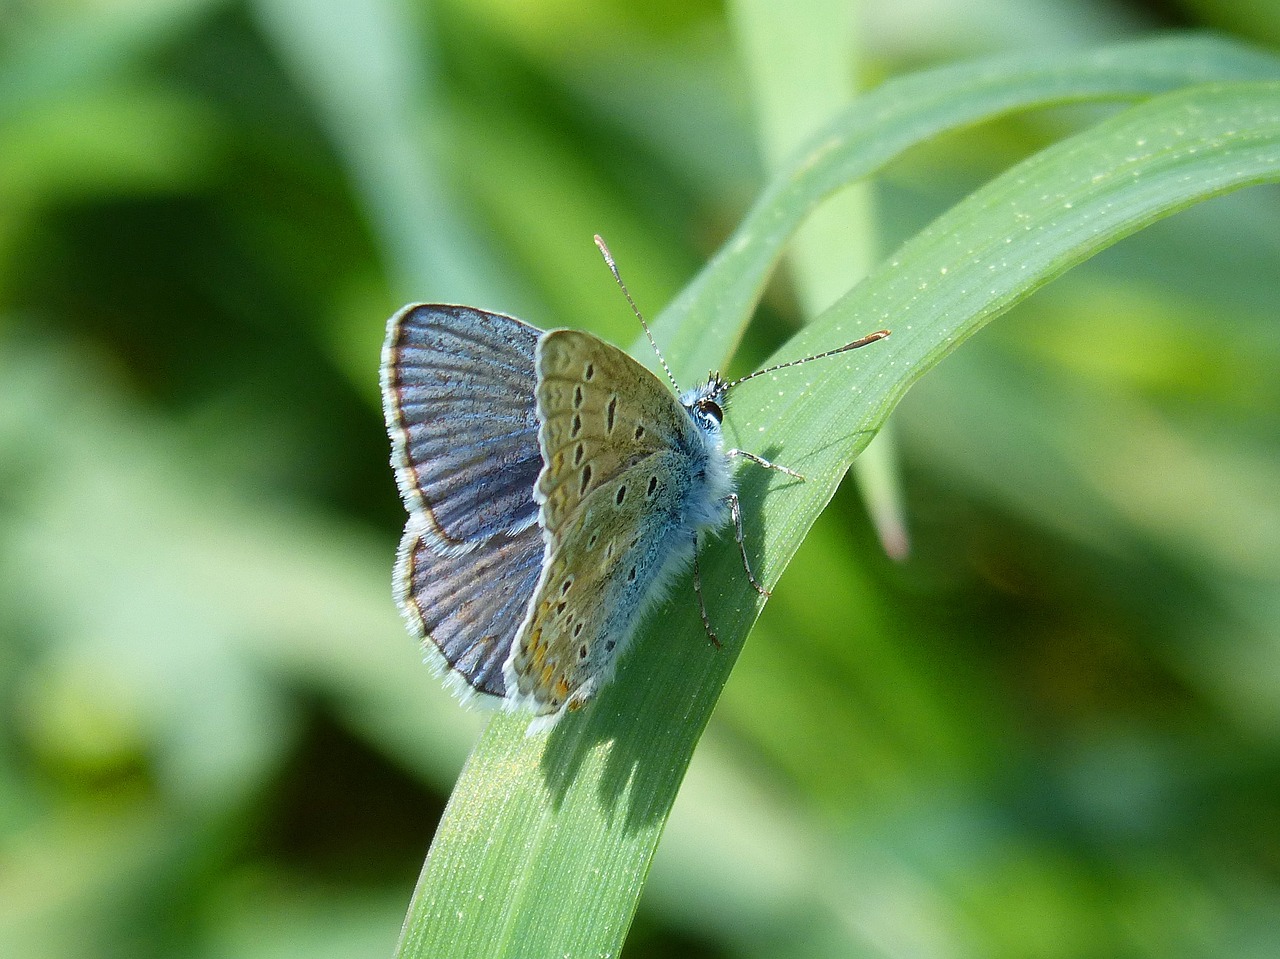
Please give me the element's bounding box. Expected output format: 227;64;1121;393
0;0;223;126
729;0;915;560
649;34;1280;383
395;59;1280;959
253;0;525;306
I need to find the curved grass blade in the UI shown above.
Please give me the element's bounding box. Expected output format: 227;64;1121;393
396;62;1280;959
254;0;526;307
648;34;1280;384
730;0;914;559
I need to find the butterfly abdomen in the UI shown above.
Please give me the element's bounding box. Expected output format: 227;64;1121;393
593;433;734;646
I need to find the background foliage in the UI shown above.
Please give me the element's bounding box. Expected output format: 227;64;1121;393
2;2;1278;958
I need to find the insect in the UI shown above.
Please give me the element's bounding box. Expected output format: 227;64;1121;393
382;236;888;732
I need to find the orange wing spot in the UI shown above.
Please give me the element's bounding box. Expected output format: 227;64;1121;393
540;663;556;686
553;677;570;700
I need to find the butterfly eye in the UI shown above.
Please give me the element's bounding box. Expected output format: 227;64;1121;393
696;399;723;424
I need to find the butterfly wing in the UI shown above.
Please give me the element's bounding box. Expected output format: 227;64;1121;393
382;304;543;548
533;329;691;533
396;519;543;699
505;329;704;721
383;304;547;701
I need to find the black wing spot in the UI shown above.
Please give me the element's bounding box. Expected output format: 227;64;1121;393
616;485;626;505
570;413;582;438
634;424;646;440
587;533;598;548
573;384;584;408
580;463;593;494
605;640;616;651
584;362;595;381
578;645;588;659
606;395;617;433
627;566;637;582
573;623;584;637
556;601;566;614
561;578;573;595
573;443;584;465
647;476;658;496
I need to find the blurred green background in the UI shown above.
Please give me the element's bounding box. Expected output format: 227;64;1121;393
3;1;1279;957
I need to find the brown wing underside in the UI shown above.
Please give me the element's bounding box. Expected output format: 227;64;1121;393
505;330;699;717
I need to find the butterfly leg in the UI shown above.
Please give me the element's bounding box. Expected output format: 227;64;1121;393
727;448;805;481
691;536;722;649
726;492;771;598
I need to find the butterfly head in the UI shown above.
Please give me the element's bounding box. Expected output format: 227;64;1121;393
681;372;729;435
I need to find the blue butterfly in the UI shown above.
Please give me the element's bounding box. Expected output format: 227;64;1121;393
382;238;887;732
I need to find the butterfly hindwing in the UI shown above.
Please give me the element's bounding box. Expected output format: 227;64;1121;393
382;305;542;548
397;519;544;699
505;448;697;717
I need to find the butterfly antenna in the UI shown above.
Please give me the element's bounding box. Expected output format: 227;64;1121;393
726;329;891;390
594;234;681;392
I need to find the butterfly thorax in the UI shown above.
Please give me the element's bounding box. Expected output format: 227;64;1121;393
678;374;734;531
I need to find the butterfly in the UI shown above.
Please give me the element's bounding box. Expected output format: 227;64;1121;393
381;236;888;733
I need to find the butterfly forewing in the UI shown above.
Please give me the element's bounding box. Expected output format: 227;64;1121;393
532;329;688;537
506;451;697;715
383;305;542;547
